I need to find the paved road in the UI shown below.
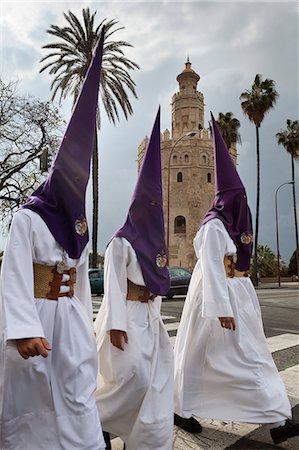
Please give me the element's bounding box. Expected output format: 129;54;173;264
92;287;299;449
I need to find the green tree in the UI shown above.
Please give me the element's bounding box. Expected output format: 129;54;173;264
40;7;139;266
251;244;277;278
216;112;241;150
276;120;299;278
240;74;279;286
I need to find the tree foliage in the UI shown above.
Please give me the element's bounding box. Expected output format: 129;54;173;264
0;79;63;226
240;74;279;286
276;119;299;278
216;112;241;150
276;120;299;160
40;8;140;266
251;244;277;278
240;74;278;128
40;8;140;125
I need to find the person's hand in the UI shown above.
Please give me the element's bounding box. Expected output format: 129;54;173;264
218;317;236;331
110;330;128;351
16;337;52;359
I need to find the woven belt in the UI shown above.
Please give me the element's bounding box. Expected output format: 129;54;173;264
126;279;153;303
224;255;249;278
33;263;76;301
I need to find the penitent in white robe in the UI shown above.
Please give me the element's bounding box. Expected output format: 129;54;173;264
174;218;291;424
0;209;105;450
94;237;174;450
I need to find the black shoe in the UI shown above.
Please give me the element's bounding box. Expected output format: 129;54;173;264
174;413;202;433
102;431;111;450
270;419;299;444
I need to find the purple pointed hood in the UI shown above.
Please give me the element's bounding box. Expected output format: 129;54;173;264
114;108;170;295
202;112;253;271
22;29;105;259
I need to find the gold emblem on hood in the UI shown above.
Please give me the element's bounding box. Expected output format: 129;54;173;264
75;216;88;236
240;233;253;245
156;251;167;268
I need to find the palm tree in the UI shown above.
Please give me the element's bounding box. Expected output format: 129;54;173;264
276;119;299;278
240;74;279;286
40;8;140;267
254;244;277;278
216;112;241;150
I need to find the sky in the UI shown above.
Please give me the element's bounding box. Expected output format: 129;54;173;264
0;0;298;264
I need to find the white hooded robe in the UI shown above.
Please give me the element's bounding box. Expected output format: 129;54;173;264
94;237;174;450
174;218;291;423
0;209;105;450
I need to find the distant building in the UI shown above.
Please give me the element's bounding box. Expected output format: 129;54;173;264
138;60;237;269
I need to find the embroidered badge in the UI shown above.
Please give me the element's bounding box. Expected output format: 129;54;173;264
75;216;88;236
156;251;167;268
240;233;253;245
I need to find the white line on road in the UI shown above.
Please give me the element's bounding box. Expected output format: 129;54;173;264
280;364;299;399
267;333;299;353
170;332;299;351
164;322;181;331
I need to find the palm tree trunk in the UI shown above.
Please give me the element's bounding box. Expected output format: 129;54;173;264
91;128;99;268
253;126;260;286
291;154;299;278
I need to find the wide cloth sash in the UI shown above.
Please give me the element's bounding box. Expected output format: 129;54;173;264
33;263;76;300
126;279;154;303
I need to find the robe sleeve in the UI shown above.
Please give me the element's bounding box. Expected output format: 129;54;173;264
1;211;45;341
74;245;93;323
199;220;234;318
103;238;128;333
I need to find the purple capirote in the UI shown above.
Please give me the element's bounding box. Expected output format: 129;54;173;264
22;28;105;259
202;112;253;271
114;107;170;295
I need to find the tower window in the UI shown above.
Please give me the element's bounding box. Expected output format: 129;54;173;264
207;173;212;183
172;155;177;164
177;172;183;182
184;154;189;163
174;216;186;234
202;155;207;164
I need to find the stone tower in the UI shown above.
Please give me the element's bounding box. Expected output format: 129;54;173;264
138;61;237;269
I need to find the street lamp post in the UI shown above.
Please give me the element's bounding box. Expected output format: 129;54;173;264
275;181;294;287
166;131;198;251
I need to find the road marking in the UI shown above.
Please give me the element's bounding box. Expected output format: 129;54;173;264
267;333;299;353
280;364;299;399
170;332;299;350
270;327;299;334
162;315;177;320
164;322;181;331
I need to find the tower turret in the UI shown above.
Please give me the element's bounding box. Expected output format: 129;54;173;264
172;59;204;140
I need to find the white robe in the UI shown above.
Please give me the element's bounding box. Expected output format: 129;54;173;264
174;218;291;424
94;237;174;450
0;209;105;450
